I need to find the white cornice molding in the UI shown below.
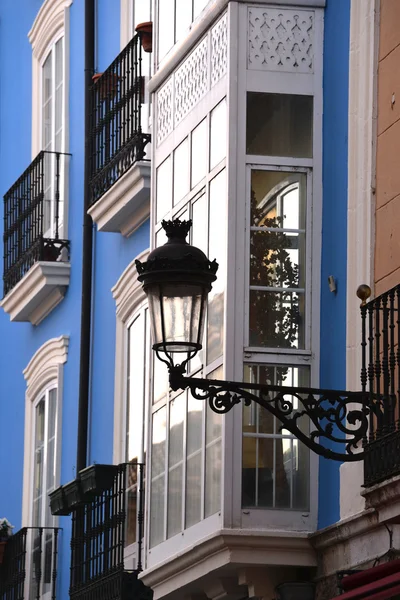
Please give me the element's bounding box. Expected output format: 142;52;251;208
140;529;316;599
23;335;69;402
112;250;149;321
28;0;72;59
0;261;71;325
88;162;151;237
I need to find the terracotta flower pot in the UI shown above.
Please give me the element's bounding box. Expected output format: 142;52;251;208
92;72;120;100
135;21;153;53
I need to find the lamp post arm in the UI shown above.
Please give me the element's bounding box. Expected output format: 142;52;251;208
169;368;369;462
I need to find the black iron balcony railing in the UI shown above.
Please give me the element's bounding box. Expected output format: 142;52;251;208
89;33;151;206
3;151;70;297
0;527;60;600
361;285;400;487
65;463;150;600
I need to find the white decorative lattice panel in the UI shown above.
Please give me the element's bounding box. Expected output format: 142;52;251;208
248;7;314;73
157;77;173;145
174;37;209;126
211;13;228;87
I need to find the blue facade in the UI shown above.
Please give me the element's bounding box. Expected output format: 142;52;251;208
318;0;350;529
0;1;149;597
0;0;352;597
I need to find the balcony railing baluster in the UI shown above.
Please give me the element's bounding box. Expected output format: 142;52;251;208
89;34;150;206
3;151;71;297
362;285;400;486
0;527;60;600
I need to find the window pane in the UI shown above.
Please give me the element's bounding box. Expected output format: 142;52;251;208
185;453;201;528
156;156;172;222
250;231;306;288
246;93;313;158
134;0;151;26
150;475;165;547
249;289;305;349
251;171;306;229
175;0;192;42
150;407;166;547
242;365;310;510
158;0;175;60
207;170;226;363
205;441;221;517
152;407;166;478
168;394;185;538
191;119;207;188
173;138;189;205
191;193;207;371
42;53;52;150
193;0;208;19
210;99;227;170
127;313;146;462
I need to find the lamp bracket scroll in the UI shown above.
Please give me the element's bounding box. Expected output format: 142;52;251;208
169;368;370;462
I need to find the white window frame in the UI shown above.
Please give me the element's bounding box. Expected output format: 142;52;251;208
29;0;71;237
29;382;58;600
21;336;68;599
112;250;150;570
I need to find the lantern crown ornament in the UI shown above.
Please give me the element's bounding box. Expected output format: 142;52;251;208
136;219;218;372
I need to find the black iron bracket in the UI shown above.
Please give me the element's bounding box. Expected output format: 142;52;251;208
169;367;369;461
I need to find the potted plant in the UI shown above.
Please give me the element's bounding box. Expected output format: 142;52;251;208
79;464;118;498
63;479;84;510
135;22;153;53
92;71;120;100
0;518;14;564
49;485;70;516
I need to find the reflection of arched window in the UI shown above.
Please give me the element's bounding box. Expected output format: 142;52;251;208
254;178;301;228
249;169;307;350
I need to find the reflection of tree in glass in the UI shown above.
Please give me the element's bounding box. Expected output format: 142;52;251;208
250;188;300;351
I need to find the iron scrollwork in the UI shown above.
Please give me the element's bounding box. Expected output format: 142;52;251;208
169;368;369;461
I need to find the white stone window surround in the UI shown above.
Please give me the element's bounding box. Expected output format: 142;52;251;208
21;336;69;526
29;0;71;235
155;12;228;147
112;251;150;570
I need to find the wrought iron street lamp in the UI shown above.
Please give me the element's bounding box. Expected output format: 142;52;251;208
136;219;369;462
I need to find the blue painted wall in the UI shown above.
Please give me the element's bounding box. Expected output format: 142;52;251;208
0;1;149;597
318;0;350;529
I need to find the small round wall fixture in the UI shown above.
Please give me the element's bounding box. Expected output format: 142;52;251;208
135;219;218;372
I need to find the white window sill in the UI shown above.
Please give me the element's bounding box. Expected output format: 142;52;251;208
88;161;151;237
0;261;70;325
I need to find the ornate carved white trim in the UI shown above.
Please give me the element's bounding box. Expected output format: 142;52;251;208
248;7;314;73
24;335;69;402
175;38;209;126
112;251;149;464
211;12;228;87
157;12;228;145
28;0;72;59
0;261;71;325
112;250;149;321
157;78;174;145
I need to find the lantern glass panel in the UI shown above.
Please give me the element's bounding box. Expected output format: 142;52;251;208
148;283;207;352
